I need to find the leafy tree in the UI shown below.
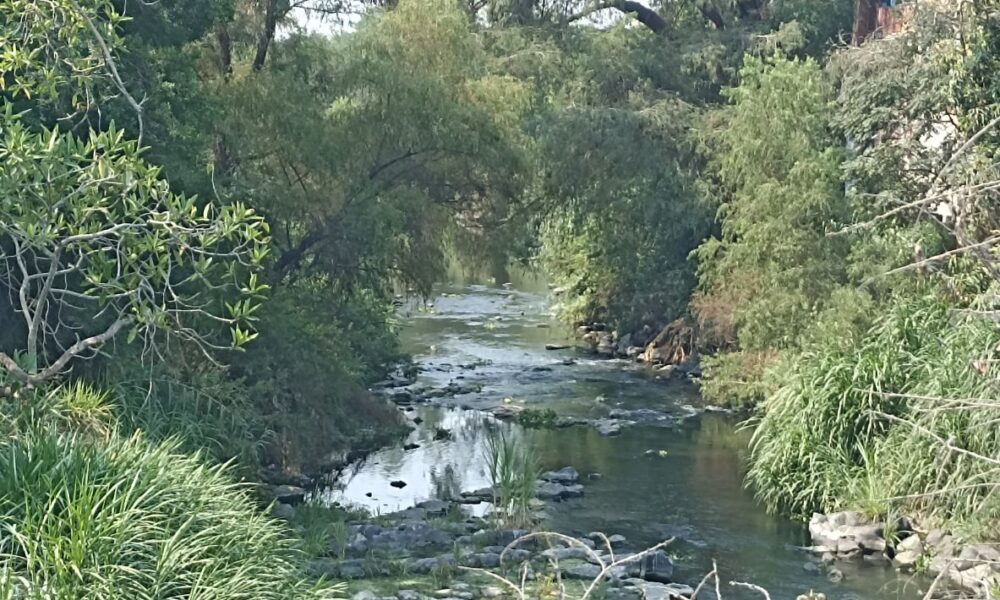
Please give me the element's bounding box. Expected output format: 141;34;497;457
0;0;269;391
694;54;848;352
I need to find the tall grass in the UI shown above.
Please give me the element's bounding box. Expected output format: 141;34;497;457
747;296;1000;536
484;426;538;529
0;387;339;599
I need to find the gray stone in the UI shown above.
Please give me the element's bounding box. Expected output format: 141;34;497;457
615;333;634;356
809;512;885;554
415;499;451;516
631;550;673;583
409;556;457;574
826;568;844;583
272;484;306;505
368;522;455;554
307;558;339;578
541;466;580;485
925;529;950;547
353;592;378;600
498;529;531;546
536;481;584;501
397;591;422;600
608;534;628;549
893;550;921;570
630;581;692;600
803;562;820;575
896;534;923;555
337;559;368;579
950;544;1000;572
563;563;602;579
541;546;591;562
593;419;628;437
949;563;1000;592
503;548;532;563
464;553;501;568
271;502;296;520
480;586;506;599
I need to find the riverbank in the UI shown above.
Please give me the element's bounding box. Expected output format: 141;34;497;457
289;281;920;600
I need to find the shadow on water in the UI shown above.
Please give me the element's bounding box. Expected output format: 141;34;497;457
321;279;923;600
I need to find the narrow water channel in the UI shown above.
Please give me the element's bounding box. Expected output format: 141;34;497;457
323;274;920;600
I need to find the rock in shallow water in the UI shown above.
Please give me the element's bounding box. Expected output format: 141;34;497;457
808;511;886;554
541;466;580;485
536;481;584;501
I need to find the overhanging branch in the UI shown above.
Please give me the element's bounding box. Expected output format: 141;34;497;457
566;0;668;34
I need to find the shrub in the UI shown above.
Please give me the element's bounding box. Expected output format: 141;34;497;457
0;424;338;599
746;294;1000;535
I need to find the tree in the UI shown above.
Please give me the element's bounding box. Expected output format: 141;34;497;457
0;0;270;390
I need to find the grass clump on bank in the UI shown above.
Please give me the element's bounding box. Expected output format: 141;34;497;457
746;296;1000;536
0;386;339;599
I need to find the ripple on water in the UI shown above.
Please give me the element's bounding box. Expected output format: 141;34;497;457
324;281;920;600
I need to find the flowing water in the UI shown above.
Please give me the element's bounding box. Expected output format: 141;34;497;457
322;274;921;600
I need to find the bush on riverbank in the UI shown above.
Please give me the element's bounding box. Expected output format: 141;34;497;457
0;387;335;599
747;295;1000;536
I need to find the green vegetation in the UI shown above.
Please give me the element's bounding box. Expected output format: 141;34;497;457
484;426;539;529
4;0;1000;592
0;387;337;599
516;407;558;429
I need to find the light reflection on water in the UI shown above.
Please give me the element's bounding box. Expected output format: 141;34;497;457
321;279;920;600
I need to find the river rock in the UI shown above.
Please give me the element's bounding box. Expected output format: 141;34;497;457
625;581;692;600
893;550;921;570
409;555;457;574
491;404;524;421
809;512;886;554
896;533;923;555
271;502;296;520
336;558;369;579
608;408;677;427
415;499;451;516
541;546;592;562
541;466;580;485
271;484;306;505
462;552;501;568
592;418;629;436
459;487;493;503
563;562;603;579
536;481;584;501
615;333;633;356
624;550;673;583
367;522;456;554
353;592;378;600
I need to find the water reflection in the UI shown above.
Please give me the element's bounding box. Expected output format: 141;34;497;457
322;280;917;600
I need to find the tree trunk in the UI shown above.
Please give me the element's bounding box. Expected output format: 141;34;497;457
216;25;233;77
852;0;879;45
252;0;279;72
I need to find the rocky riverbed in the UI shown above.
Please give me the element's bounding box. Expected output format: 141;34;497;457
272;279;931;600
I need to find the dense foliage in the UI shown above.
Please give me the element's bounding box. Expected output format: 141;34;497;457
4;0;1000;592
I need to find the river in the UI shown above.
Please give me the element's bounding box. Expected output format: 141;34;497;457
321;274;920;600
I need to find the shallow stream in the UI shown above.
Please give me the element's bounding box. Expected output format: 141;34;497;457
321;276;919;600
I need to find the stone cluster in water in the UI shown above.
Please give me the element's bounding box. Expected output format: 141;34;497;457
807;511;1000;593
